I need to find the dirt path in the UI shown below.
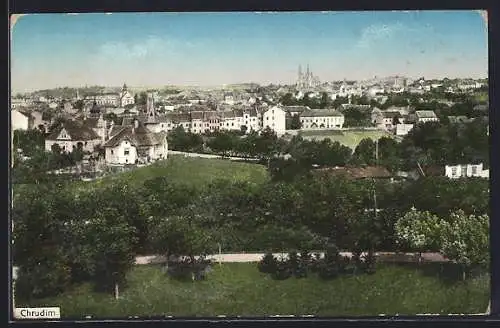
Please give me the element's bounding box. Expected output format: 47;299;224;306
135;252;448;265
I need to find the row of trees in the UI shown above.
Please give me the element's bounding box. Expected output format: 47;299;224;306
167;117;488;178
13;169;489;300
395;208;489;280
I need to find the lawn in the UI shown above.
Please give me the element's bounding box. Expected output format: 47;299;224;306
102;155;269;188
301;130;393;150
12;155;269;199
18;262;490;318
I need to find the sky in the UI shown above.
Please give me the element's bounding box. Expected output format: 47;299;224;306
10;11;488;92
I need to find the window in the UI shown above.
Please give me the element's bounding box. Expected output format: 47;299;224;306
451;167;457;176
472;165;478;175
461;166;467;177
124;148;130;156
111;150;114;155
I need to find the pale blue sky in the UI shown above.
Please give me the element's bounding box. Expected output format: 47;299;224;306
11;11;488;92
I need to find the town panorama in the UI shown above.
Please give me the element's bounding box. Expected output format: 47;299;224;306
11;11;490;318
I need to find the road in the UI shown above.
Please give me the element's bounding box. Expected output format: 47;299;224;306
135;252;448;265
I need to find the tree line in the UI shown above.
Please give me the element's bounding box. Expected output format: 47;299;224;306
13;170;489;300
167;118;488;180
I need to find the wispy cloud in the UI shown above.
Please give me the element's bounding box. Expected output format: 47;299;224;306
356;22;407;49
96;36;200;60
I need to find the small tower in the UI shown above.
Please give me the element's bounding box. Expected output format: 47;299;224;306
146;93;157;123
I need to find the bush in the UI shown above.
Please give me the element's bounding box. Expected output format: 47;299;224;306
257;252;278;274
16;259;72;300
271;259;293;280
318;245;342;280
364;251;377;275
295;250;312;278
167;256;212;281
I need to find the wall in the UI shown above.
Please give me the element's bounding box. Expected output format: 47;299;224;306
11;110;29;130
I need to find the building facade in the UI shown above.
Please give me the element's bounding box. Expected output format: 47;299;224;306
300;110;345;130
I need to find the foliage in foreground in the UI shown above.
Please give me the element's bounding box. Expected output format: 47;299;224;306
17;263;490;317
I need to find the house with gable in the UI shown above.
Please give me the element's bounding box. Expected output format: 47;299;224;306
44;119;102;153
103;119;168;165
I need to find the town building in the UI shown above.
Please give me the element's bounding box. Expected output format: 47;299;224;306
11;109;34;131
300;110;344;130
395;124;414;136
118;84;135;107
415;110;439;124
263;106;287;134
445;163;488;179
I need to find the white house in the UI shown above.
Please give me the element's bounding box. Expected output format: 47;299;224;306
263;106;287;134
103;119;168;165
373;111;402;131
415;110;439;124
445;163;487;179
11;109;33;131
242;108;260;132
300;110;344;130
395;123;414;136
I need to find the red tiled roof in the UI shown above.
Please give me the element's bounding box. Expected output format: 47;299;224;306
315;166;392;179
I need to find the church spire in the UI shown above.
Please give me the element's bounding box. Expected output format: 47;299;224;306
146;93;157;123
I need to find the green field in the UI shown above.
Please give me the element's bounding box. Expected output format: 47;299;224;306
299;130;393;150
13;156;269;198
99;155;269;188
18;263;489;318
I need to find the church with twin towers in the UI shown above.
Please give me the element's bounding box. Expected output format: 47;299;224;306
296;64;321;91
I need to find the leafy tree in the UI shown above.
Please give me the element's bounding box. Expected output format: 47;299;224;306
167;126;204;152
440;210;490;280
290;114;302;130
319;92;330;109
103;112;120;125
12;130;46;157
207;131;236;157
84;207;138;293
351;138;376;166
343;107;371;127
74;99;84;110
395;208;444;261
12;187;72;299
240;125;248;134
150;216;215;260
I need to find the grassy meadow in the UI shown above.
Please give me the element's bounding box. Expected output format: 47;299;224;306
100;155;269;188
299;129;393;149
17;262;489;318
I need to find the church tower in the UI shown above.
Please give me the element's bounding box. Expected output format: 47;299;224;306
146;93;157;123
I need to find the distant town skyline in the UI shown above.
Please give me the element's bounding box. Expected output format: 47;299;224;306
11;11;488;93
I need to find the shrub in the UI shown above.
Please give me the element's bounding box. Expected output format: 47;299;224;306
257;252;278;274
295;250;312;278
364;251;377;275
167;256;212;281
16;258;72;300
318;244;342;280
271;258;293;280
